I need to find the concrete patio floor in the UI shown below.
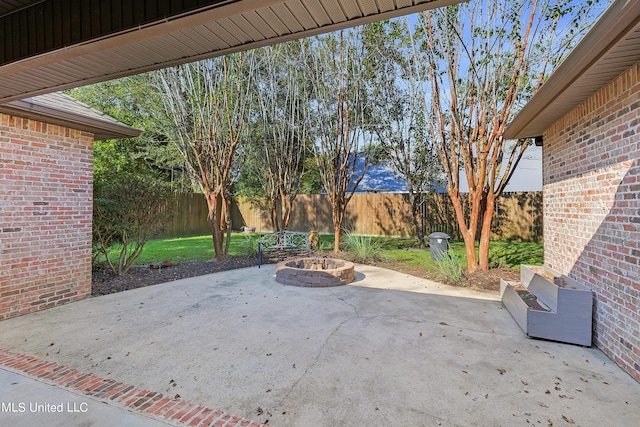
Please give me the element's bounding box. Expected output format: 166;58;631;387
0;264;638;426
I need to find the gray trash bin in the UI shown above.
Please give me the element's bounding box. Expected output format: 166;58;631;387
428;232;450;261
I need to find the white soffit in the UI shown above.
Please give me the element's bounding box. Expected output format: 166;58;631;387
0;0;462;102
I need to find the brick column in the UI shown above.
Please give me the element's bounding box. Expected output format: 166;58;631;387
0;113;93;319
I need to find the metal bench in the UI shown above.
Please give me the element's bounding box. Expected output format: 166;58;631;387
258;230;310;268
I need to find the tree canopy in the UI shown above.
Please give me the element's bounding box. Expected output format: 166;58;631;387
71;0;610;263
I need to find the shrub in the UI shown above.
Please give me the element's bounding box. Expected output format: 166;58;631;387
343;231;387;263
435;250;464;284
93;171;174;275
488;242;543;268
238;234;259;255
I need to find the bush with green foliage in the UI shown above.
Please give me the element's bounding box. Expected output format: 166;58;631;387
238;234;259;255
488;242;544;268
342;231;387;264
434;250;464;284
93;171;174;275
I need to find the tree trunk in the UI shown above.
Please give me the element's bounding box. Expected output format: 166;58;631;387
332;206;344;252
478;193;496;271
269;194;279;232
223;193;232;256
408;192;426;248
280;192;293;231
206;191;225;260
210;217;224;260
450;190;479;272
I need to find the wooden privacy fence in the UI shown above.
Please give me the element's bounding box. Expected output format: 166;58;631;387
164;192;542;242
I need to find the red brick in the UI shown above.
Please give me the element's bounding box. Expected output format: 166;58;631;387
543;62;640;381
163;400;189;419
1;112;92;320
170;402;198;421
145;395;174;415
179;405;205;424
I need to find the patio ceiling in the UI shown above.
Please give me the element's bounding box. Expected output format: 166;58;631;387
504;0;640;140
0;0;461;103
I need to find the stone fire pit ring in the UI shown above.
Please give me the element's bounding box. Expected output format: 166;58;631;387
275;257;355;287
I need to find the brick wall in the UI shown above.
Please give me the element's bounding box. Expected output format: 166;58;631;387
0;113;93;319
544;62;640;381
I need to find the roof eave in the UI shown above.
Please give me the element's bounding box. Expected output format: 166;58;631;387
0;99;141;140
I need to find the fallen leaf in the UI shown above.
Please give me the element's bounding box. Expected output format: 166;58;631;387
266;389;272;393
521;380;528;385
538;402;549;408
49;342;54;346
562;415;575;424
174;393;180;399
439;322;449;326
257;407;263;416
497;369;506;375
419;332;423;337
545;390;551;394
580;377;589;383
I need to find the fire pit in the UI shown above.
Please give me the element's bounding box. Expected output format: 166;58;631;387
275;258;355;287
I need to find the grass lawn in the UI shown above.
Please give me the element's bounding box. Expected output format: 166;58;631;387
126;233;259;265
124;232;543;272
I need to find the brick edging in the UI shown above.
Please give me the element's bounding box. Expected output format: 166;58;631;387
0;349;264;427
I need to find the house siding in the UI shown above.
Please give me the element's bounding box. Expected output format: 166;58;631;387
0;113;93;319
544;62;640;381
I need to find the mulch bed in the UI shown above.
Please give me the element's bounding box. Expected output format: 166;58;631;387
91;256;258;296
